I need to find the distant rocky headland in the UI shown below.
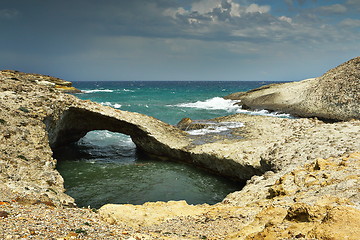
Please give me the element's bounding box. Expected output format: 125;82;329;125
0;57;359;239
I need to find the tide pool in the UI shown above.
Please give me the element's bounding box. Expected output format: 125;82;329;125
56;81;285;208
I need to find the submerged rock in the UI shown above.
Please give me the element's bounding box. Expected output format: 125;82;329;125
225;56;360;121
176;117;212;131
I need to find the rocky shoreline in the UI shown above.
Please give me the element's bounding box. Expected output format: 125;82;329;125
224;57;360;121
1;57;360;239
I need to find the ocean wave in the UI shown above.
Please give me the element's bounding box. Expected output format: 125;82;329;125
175;97;292;118
236;109;292;118
187;122;245;135
80;130;135;148
101;102;122;109
123;89;135;92
83;89;114;93
175;97;240;111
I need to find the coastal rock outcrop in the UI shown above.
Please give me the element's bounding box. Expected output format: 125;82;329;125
224;56;360;121
99;152;360;239
1;67;360;239
0;70;190;206
1;69;360;204
0;70;81;93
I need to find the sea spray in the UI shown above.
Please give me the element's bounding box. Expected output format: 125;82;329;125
174;97;240;112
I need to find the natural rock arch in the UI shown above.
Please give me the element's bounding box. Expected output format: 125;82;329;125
44;104;191;159
42;102;267;181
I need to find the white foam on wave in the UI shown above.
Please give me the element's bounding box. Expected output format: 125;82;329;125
187;122;245;135
175;97;240;111
101;102;122;109
123;89;135;92
83;89;114;93
80;130;136;148
175;97;293;118
236;109;292;118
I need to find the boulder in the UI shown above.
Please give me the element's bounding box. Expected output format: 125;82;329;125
176;117;217;131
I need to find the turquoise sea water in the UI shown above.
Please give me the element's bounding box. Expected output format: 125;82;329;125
55;81;286;208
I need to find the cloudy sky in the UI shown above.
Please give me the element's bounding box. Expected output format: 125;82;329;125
0;0;359;81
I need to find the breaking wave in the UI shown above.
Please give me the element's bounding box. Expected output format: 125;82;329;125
83;89;114;93
175;97;292;118
175;97;240;111
123;89;135;92
236;109;292;118
187;121;245;135
101;102;122;109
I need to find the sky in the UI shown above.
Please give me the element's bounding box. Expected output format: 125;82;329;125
0;0;359;81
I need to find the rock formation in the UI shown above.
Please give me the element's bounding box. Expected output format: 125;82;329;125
0;70;81;93
100;152;360;239
1;67;360;239
0;70;190;206
224;56;360;121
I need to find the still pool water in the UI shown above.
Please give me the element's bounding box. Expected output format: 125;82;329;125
55;131;243;208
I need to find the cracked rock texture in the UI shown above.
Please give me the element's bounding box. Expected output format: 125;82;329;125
100;153;360;239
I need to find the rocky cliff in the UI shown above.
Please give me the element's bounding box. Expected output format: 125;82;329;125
0;70;81;93
225;56;360;121
1;68;360;239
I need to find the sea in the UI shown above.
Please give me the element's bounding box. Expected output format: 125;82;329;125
55;81;289;208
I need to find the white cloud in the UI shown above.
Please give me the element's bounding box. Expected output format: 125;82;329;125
279;16;292;24
346;0;360;8
0;9;19;20
340;18;360;28
246;4;270;14
317;4;347;14
191;0;222;14
229;1;241;17
163;0;271;25
163;7;187;18
89;1;360;56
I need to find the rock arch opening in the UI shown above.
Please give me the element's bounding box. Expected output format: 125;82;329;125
45;107;149;150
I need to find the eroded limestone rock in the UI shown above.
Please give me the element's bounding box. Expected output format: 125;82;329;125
99;153;360;239
225;56;360;121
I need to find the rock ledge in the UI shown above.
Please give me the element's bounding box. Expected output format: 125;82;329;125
225;56;360;121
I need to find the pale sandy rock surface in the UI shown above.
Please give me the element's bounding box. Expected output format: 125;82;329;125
225;56;360;121
185;113;360;180
99;152;360;240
